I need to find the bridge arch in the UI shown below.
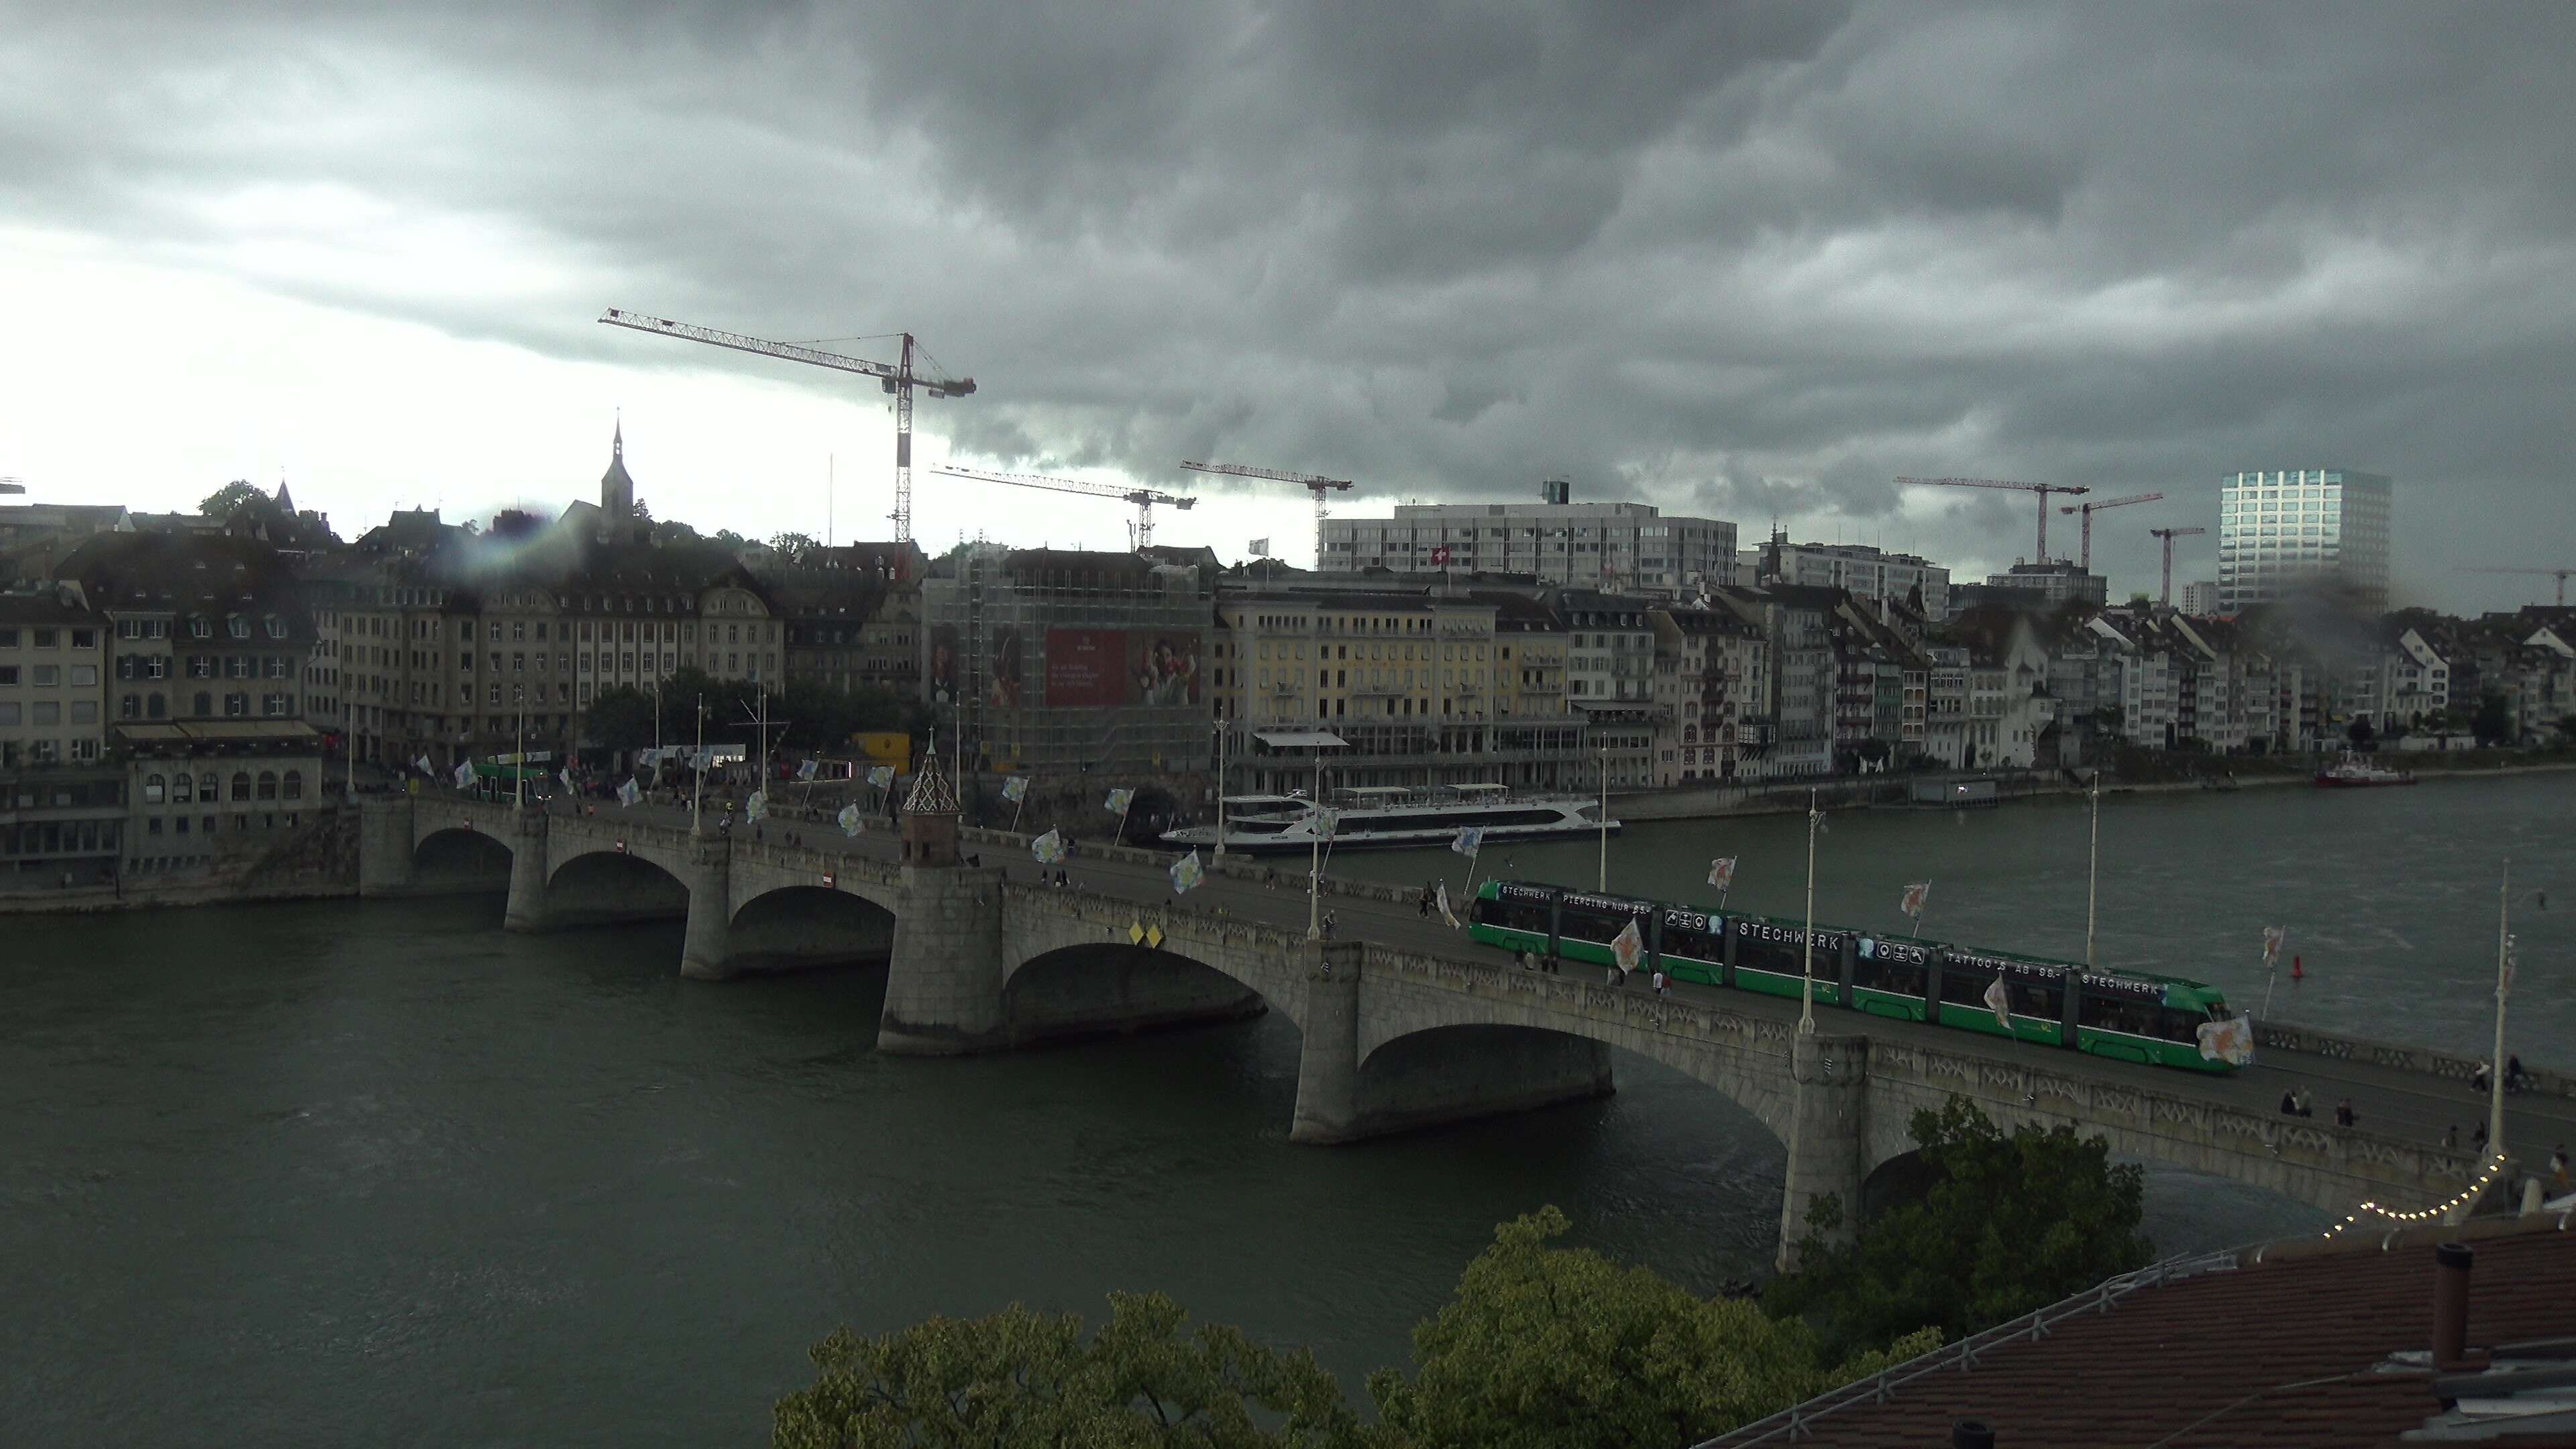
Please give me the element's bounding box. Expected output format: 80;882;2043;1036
545;847;692;926
411;825;514;890
1001;941;1269;1045
725;884;900;971
1352;1023;1623;1142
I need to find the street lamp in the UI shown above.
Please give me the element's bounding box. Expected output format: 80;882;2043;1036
2491;859;2514;1159
1596;745;1609;892
1254;728;1347;939
1800;788;1821;1034
513;684;526;809
1212;715;1230;857
2084;768;2103;968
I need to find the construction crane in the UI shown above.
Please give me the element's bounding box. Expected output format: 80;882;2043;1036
1896;476;2092;564
598;308;974;544
931;465;1195;550
2149;526;2206;606
2057;492;2164;570
2463;566;2576;606
1179;460;1353;569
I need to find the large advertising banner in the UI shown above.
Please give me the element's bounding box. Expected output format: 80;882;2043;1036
1044;629;1201;707
929;623;961;705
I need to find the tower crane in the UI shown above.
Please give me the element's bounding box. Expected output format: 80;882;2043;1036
2057;492;2163;571
1179;460;1353;570
1896;476;2091;563
930;466;1195;551
2462;566;2576;606
2149;526;2206;606
598;308;975;544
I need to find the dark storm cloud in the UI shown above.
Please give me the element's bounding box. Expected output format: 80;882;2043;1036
4;0;2574;604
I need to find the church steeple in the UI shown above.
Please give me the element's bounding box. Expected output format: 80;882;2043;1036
600;412;635;524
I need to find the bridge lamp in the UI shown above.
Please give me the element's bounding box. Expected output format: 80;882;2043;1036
1255;728;1346;940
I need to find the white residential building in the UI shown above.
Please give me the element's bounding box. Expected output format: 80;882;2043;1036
1322;487;1736;599
1739;539;1952;621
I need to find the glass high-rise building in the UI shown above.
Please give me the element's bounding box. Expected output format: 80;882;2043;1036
2216;468;2392;615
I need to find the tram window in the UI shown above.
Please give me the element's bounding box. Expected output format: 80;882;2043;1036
1558;904;1642;945
2014;975;2065;1019
1662;922;1720;963
2080;991;2163;1037
2155;1006;2209;1043
1473;896;1550;934
1854;953;1926;997
1939;969;1993;1006
1735;928;1823;978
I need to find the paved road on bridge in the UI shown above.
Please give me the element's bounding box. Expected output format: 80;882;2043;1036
528;788;2576;1178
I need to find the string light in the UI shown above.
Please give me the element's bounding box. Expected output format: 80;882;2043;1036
2320;1152;2508;1238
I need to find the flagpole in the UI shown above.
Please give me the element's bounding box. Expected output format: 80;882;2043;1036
1912;883;1929;941
1597;746;1609;893
1010;792;1026;834
1307;748;1324;939
1213;718;1228;858
2084;769;2102;967
1800;788;1818;1035
690;694;706;838
2491;857;2510;1159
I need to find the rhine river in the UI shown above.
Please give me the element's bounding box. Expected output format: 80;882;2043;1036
6;774;2569;1446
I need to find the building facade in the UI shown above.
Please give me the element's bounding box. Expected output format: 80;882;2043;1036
1321;490;1737;598
0;588;121;883
1978;560;2108;608
1741;538;1951;621
2180;580;2221;617
2217;468;2394;615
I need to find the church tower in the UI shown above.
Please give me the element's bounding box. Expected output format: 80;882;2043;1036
600;415;636;523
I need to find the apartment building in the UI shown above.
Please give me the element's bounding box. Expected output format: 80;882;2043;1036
1648;604;1767;784
0;588;122;883
1321;485;1736;598
1741;538;1952;621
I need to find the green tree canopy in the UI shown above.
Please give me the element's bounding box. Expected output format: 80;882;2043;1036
1765;1097;2151;1361
772;1291;1364;1449
199;479;266;519
1367;1208;1938;1449
582;684;661;753
2472;691;2514;747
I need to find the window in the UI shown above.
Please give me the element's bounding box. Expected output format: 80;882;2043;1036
144;774;166;804
192;691;211;716
230;772;252;802
225;693;248;717
226;616;249;640
199;773;218;802
264;616;286;639
70;700;97;724
33;665;58;687
189;616;211;639
173;773;193;804
32;700;60;725
256;771;278;800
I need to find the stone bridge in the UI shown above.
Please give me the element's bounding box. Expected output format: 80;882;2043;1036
357;794;2517;1268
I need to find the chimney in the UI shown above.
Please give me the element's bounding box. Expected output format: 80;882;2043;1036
1952;1420;1995;1449
2432;1242;2473;1368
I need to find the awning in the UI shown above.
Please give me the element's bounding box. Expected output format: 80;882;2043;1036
1252;729;1349;749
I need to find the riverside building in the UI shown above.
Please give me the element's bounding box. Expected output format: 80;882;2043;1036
2216;468;2393;615
1320;482;1736;599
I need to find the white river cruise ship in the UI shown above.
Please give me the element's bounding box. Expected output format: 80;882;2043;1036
1161;784;1617;854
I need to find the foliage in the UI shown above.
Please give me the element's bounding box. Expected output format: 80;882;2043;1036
781;677;924;748
2347;716;2375;747
582;671;920;755
199;480;268;519
1366;1208;1938;1449
2559;714;2576;743
2472;691;2514;747
583;684;661;753
773;1291;1364;1449
770;531;824;563
1766;1097;2151;1361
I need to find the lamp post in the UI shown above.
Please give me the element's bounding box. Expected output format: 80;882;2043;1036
1213;715;1229;857
1800;788;1820;1034
690;694;707;837
2084;768;2102;968
1307;745;1327;938
513;685;526;809
2491;857;2512;1159
1597;745;1609;892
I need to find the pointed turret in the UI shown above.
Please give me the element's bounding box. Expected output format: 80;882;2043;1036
900;739;961;866
275;476;295;515
600;413;635;523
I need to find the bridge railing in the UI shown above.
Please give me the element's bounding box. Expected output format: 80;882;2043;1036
2257;1018;2568;1100
1697;1246;2246;1448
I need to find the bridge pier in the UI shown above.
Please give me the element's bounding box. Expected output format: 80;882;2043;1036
1289;943;1366;1144
679;839;735;980
877;863;1008;1051
501;806;551;932
356;795;415;897
1776;1031;1870;1273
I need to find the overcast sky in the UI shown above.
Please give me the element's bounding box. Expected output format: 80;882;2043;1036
4;1;2572;610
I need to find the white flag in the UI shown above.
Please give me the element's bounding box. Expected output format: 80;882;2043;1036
837;803;864;837
1437;880;1460;928
413;753;433;775
2196;1014;2255;1066
1104;788;1134;815
559;767;577;796
1313;807;1339;841
1450;826;1483;859
1248;537;1271;556
1982;975;2012;1030
617;777;643;808
745;790;768;822
867;765;896;790
1707;857;1737;892
1900;881;1930;919
1169;849;1204;895
2261;925;2286;968
797;758;818;782
1002;775;1030;803
453;759;475;790
1032;828;1067;865
1610;917;1645;974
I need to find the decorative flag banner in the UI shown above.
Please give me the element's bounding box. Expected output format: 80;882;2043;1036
1900;882;1931;919
1610;917;1646;974
1104;788;1134;815
1032;828;1067;865
2261;925;2287;967
837;803;864;837
745;790;768;822
1313;808;1340;841
867;765;896;790
1450;826;1484;859
414;753;433;775
1982;975;2013;1030
453;759;475;790
1707;857;1737;892
1002;775;1030;804
2195;1014;2255;1066
617;778;643;808
797;758;818;782
1248;537;1271;555
1437;880;1460;928
559;767;577;796
1169;849;1205;895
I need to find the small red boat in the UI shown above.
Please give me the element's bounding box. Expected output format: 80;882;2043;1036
2314;751;2416;788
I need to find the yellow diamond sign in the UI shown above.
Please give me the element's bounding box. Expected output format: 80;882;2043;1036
1128;920;1145;945
1146;924;1165;950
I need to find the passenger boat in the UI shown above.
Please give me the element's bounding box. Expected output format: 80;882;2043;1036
1160;784;1615;854
1465;879;2247;1074
2314;751;2416;788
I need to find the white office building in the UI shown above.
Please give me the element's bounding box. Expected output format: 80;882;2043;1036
2216;469;2392;616
2180;580;2220;617
1321;483;1735;599
1739;539;1951;620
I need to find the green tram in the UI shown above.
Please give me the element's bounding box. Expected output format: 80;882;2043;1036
1466;880;2241;1073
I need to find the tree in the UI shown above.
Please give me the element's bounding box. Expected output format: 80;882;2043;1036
1368;1208;1939;1449
1766;1097;2151;1362
199;480;266;519
2347;716;2376;749
582;684;660;753
2472;691;2514;748
770;531;824;564
772;1291;1364;1449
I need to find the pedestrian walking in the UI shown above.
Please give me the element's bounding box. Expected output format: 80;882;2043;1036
2474;1121;2490;1150
1652;968;1668;998
2551;1145;2569;1194
2443;1124;2459;1149
1418;883;1434;918
2334;1098;2357;1128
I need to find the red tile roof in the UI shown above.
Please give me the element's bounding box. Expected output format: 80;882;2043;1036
1707;1216;2576;1448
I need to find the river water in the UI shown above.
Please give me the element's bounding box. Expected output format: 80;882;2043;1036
5;775;2568;1446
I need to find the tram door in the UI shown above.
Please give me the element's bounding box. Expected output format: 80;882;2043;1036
2059;974;2084;1048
